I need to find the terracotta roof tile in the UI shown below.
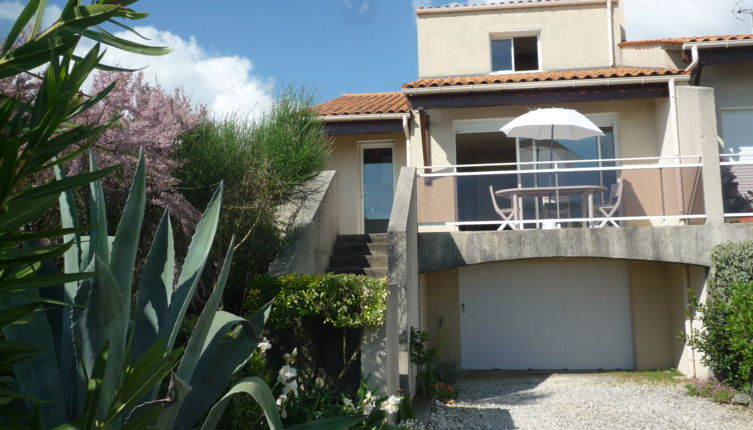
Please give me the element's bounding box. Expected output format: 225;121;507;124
314;92;409;116
620;34;753;47
403;67;687;89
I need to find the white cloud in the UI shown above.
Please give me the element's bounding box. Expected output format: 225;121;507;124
91;26;274;119
343;0;370;14
0;1;62;31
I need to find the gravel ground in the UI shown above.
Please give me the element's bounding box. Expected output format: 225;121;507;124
427;372;753;430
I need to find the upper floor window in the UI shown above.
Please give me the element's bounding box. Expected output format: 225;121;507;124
491;34;539;72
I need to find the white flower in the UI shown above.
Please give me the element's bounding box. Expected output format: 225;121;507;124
276;394;287;407
364;390;373;402
381;394;402;415
277;365;297;383
257;338;272;353
283;380;298;396
316;376;325;389
343;397;354;409
362;402;375;416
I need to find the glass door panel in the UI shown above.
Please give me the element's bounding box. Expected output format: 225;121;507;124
362;147;393;234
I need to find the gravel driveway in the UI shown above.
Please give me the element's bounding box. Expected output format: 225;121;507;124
428;372;753;430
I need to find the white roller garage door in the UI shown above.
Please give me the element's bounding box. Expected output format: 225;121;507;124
459;260;634;370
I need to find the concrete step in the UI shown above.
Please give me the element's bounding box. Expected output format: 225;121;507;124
328;267;388;278
336;234;387;244
332;242;387;256
329;254;388;269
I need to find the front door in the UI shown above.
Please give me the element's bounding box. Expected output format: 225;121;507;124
361;143;394;234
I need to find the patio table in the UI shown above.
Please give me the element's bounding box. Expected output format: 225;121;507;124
495;185;607;226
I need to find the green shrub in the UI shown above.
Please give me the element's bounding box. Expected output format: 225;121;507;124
175;89;331;314
689;240;753;390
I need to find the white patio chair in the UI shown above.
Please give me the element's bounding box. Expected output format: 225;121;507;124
489;185;518;231
595;178;624;228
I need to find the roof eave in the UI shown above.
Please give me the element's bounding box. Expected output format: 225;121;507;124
317;112;410;122
402;74;691;95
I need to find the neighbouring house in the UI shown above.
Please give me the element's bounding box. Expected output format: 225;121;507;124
274;0;753;394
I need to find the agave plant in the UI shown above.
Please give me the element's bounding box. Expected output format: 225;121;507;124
3;149;367;430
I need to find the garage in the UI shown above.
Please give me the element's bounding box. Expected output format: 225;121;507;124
459;259;634;370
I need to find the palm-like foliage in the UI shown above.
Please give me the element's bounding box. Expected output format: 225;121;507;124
0;0;168;417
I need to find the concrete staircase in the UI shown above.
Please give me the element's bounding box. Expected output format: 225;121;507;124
328;234;388;278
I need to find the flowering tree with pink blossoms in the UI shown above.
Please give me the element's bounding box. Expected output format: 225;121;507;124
1;70;205;234
73;71;206;232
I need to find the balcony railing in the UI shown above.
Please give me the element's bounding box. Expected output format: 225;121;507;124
720;153;753;221
416;155;705;230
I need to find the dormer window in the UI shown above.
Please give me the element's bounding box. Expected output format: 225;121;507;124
491;33;540;72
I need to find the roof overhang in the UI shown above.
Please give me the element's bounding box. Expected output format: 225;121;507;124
319;113;409;136
402;74;691;95
403;76;688;110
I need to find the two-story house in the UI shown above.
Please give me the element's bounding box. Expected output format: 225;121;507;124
278;0;753;393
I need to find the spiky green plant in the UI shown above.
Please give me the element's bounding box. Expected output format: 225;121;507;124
4;150;366;430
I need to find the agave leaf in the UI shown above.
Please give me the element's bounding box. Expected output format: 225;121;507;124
161;183;223;351
107;342;182;424
72;256;125;419
150;372;191;429
199;377;283;430
55;163;86;411
131;210;174;360
110;148;145;322
176;236;235;383
174;314;256;430
0;294;66;427
87;150;109;265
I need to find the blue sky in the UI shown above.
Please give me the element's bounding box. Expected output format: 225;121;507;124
1;0;751;117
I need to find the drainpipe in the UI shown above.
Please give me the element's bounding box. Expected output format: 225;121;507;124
668;78;681;161
607;0;615;67
668;78;687;218
684;45;699;73
403;114;411;167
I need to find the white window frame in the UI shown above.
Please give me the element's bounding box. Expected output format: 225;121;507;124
358;140;397;234
489;30;542;74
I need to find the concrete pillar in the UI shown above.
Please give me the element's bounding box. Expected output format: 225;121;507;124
675;86;724;225
361;283;399;396
387;167;419;394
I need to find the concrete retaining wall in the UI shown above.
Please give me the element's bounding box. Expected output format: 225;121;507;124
268;171;339;275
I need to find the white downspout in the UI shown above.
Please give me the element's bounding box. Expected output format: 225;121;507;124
669;78;681;161
607;0;615;67
685;45;699;72
403;114;411;166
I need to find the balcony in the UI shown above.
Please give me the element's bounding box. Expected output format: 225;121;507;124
415;155;706;231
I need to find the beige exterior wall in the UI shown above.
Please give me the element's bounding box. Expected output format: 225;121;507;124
618;45;684;69
325;132;407;235
420;258;707;373
420;269;461;364
628;261;709;374
417;1;623;77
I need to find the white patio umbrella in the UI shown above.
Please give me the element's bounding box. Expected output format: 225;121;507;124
501;108;605;223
